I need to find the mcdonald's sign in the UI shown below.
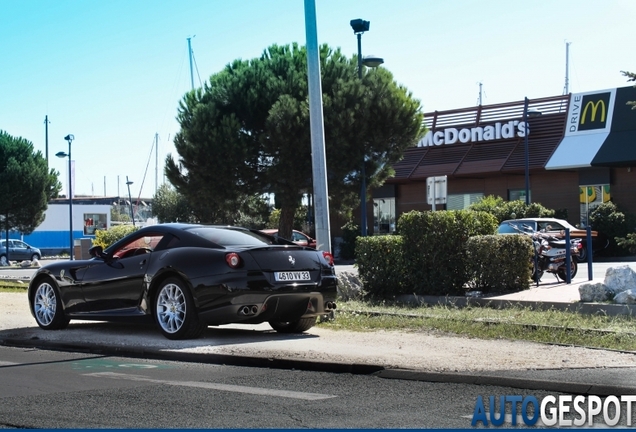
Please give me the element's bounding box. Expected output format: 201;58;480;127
578;92;611;131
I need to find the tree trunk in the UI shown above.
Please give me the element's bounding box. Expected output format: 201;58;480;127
278;205;295;242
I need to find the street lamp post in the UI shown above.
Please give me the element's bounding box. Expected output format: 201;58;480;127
56;134;74;260
350;18;383;237
126;176;135;227
523;97;530;205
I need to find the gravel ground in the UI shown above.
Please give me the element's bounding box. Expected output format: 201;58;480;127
3;292;636;372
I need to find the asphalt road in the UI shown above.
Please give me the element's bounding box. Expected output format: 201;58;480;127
0;345;576;429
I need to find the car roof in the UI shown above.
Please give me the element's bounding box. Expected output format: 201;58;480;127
500;218;578;229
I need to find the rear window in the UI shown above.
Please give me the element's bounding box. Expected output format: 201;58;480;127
187;227;275;247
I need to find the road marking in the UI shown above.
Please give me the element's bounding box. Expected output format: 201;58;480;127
0;361;18;366
84;372;337;401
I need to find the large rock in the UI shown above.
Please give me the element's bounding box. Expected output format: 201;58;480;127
579;282;612;302
614;288;636;304
336;271;365;301
604;265;636;295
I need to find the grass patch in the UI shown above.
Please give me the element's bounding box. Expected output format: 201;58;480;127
0;281;29;292
318;300;636;352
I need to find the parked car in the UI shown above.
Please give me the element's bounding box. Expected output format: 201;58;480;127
0;240;41;265
260;229;317;249
497;218;608;262
28;223;337;340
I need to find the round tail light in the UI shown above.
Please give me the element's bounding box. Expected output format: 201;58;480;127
225;252;242;268
322;251;334;266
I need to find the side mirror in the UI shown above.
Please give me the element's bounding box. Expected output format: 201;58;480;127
89;245;105;259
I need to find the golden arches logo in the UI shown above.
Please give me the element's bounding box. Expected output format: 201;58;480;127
581;100;606;124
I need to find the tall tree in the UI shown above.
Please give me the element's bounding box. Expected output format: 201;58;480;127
166;43;424;240
621;70;636;109
0;131;61;255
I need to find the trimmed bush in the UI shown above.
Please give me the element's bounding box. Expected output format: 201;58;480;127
355;235;407;298
465;234;533;293
589;202;634;256
397;210;498;296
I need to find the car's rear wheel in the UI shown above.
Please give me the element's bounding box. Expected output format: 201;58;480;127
153;277;204;340
269;317;317;333
32;278;70;330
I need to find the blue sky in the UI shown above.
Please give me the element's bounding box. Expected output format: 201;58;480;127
2;0;634;199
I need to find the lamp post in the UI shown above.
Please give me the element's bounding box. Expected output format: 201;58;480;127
350;18;384;237
523;97;530;205
56;134;74;260
126;176;135;227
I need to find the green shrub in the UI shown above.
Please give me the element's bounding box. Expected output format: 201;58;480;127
469;195;555;224
465;234;532;293
355;235;406;298
93;225;139;249
338;220;360;260
589;202;633;256
397;210;498;296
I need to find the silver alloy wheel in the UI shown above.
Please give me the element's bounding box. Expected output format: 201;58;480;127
156;282;186;334
34;282;57;326
0;255;7;266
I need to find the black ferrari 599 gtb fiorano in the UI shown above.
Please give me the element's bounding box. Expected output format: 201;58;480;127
28;223;338;340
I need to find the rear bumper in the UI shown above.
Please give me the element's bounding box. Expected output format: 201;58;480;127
197;292;336;325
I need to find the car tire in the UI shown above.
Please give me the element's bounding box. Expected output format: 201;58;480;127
269;317;317;333
557;260;578;282
32;277;70;330
0;254;7;266
31;253;41;261
153;277;204;340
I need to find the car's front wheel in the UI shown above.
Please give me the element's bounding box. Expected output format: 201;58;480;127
269;317;317;333
32;278;70;330
153;277;204;340
0;255;7;266
31;253;41;261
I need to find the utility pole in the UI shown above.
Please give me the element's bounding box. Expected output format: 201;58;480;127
477;82;483;105
563;41;571;94
155;133;159;195
44;115;49;165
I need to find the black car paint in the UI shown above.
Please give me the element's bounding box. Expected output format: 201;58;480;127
28;224;337;329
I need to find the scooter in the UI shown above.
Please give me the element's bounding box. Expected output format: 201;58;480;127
508;223;582;283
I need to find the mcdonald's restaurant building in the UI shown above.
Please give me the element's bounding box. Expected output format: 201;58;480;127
369;85;636;234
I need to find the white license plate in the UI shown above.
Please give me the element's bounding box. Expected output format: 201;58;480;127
274;271;311;282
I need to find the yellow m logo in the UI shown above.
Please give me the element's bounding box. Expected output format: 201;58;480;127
581;100;606;124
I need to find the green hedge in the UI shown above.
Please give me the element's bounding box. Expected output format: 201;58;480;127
398;210;498;296
355;235;407;298
465;234;533;293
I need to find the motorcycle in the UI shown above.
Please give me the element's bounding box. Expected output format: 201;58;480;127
508;223;582;282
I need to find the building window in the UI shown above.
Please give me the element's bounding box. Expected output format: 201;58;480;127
508;189;531;202
373;198;396;234
580;185;610;226
447;193;484;210
83;213;107;236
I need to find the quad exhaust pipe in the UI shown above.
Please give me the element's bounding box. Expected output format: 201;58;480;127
238;305;259;316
